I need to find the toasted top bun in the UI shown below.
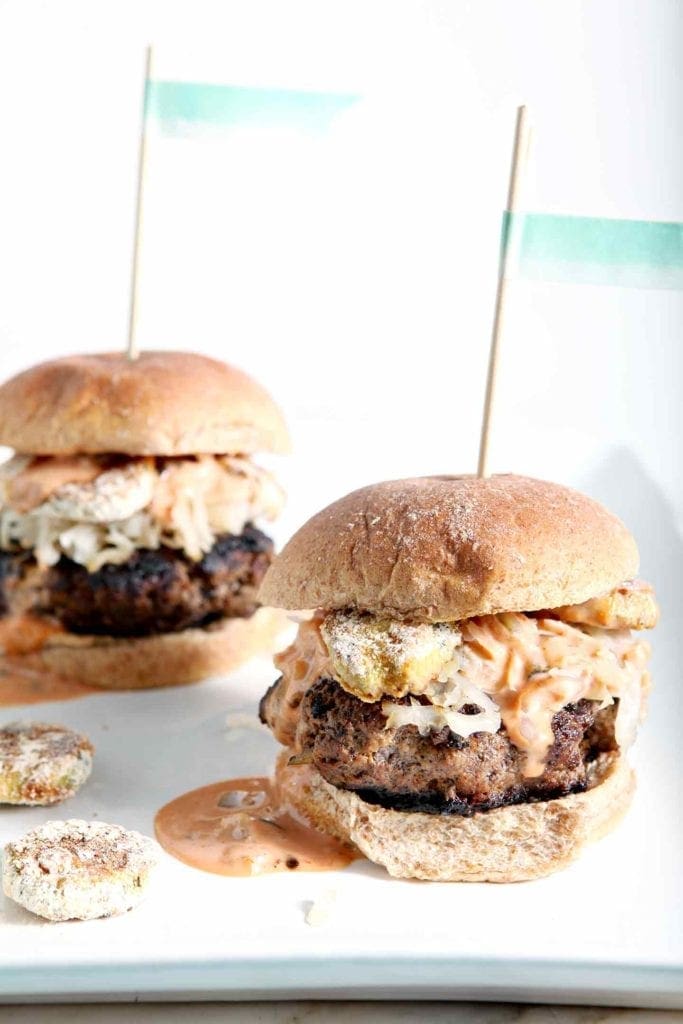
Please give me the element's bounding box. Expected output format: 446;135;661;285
0;352;290;456
259;474;639;621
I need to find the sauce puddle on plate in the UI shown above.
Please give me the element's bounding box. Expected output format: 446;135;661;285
0;665;100;706
155;777;358;877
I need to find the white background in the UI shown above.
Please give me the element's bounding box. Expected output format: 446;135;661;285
0;0;681;1004
0;0;681;532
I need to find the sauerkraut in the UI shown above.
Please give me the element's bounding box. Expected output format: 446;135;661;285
382;679;501;739
0;454;284;572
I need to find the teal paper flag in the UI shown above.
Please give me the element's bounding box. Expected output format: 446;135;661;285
503;212;683;290
145;80;358;137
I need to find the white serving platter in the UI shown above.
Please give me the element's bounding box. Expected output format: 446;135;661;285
0;609;681;1006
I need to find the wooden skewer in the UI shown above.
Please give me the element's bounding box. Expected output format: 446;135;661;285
477;104;532;477
126;45;153;361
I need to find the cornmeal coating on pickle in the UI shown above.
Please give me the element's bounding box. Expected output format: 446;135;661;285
3;819;160;921
0;722;93;806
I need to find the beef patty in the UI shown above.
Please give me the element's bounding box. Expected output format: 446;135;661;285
266;676;618;816
0;524;273;637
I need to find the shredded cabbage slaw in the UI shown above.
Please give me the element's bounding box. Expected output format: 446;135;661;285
0;454;283;572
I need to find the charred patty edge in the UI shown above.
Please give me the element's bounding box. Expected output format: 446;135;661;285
343;777;590;817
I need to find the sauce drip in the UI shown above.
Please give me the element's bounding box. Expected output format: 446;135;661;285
0;612;100;705
0;613;64;656
0;665;100;706
154;776;358;877
3;455;105;512
267;617;331;746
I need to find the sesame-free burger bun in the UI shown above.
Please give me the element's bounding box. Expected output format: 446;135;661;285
259;475;639;621
5;608;287;690
278;752;635;882
0;352;290;456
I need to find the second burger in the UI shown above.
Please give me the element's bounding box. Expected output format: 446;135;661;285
0;351;289;688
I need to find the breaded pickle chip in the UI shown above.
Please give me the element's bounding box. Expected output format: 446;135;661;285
321;612;461;701
0;722;93;806
3;819;160;921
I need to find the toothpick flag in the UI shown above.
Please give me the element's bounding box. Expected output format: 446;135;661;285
477;101;683;480
125;59;358;358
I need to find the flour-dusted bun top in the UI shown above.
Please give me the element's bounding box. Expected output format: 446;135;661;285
259;474;639;620
0;352;290;456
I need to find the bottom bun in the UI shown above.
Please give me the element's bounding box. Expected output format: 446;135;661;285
5;608;288;691
277;752;635;882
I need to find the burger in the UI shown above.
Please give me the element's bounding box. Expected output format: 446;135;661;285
0;351;289;689
259;474;658;882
